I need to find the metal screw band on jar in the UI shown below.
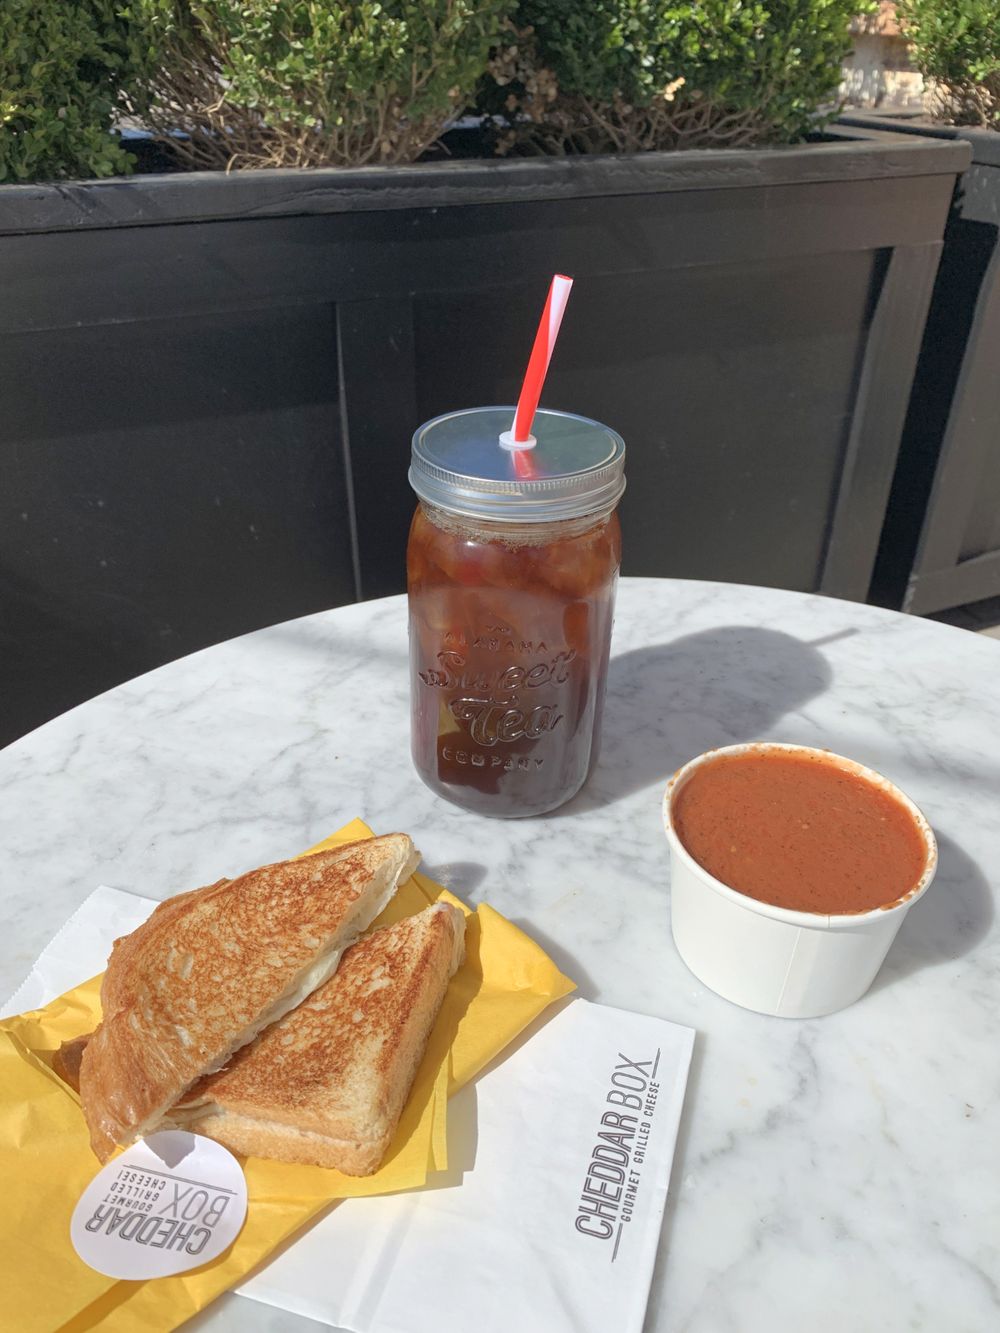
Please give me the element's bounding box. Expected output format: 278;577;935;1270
409;407;626;524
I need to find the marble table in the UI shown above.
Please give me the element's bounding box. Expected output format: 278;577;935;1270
2;578;998;1332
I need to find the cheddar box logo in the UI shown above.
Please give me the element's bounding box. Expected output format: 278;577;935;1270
82;1173;234;1254
575;1050;662;1262
71;1131;248;1279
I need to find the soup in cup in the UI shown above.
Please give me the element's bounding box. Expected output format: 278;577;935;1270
662;743;937;1018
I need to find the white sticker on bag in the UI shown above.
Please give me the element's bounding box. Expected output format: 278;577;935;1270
70;1130;248;1278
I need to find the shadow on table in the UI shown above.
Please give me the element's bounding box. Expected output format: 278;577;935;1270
870;831;994;992
420;861;490;901
558;625;834;813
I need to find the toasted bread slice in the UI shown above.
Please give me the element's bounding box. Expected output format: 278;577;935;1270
166;902;466;1173
79;834;419;1160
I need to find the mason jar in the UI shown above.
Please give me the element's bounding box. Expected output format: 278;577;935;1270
407;406;626;817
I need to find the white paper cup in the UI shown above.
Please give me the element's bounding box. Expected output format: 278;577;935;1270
662;743;938;1018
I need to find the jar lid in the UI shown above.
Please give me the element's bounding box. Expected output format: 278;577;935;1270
409;406;626;523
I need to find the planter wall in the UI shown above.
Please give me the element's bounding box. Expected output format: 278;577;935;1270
0;127;968;746
844;112;1000;614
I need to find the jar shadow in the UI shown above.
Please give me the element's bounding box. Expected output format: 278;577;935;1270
551;625;834;814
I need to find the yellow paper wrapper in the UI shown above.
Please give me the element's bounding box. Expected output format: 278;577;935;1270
0;820;575;1332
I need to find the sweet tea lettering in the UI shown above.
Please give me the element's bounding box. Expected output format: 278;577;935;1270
418;646;576;748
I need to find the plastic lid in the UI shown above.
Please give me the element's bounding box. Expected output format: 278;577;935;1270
409;407;626;523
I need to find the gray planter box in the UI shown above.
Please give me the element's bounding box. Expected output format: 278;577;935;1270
843;111;1000;614
0;126;968;745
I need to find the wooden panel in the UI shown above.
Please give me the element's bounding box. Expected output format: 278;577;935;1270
847;117;1000;613
0;130;968;235
907;238;1000;582
898;195;1000;613
906;549;1000;615
336;299;419;600
0;306;354;747
0;175;956;336
821;241;942;599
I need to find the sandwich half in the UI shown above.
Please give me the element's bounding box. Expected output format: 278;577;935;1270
166;901;466;1173
79;834;419;1160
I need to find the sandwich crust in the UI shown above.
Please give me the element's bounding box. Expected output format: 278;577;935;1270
79;834;418;1160
52;1034;88;1093
175;901;466;1173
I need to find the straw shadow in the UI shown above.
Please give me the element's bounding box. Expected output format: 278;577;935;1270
553;625;833;814
869;831;994;992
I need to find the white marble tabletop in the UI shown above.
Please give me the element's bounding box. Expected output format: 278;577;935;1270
2;578;998;1332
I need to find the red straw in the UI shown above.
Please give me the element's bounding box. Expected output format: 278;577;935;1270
512;274;574;443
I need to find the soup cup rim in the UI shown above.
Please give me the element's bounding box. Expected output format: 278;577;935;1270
662;741;938;931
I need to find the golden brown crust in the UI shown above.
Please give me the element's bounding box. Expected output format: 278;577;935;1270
53;1034;90;1093
79;834;416;1160
175;902;466;1173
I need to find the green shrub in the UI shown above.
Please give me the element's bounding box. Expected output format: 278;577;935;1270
129;1;507;170
0;0;885;182
0;1;143;182
480;1;869;153
897;1;1000;129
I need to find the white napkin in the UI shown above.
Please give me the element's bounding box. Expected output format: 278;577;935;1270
1;886;153;1017
3;888;695;1333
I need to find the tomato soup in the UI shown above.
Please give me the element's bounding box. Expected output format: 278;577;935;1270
671;748;929;915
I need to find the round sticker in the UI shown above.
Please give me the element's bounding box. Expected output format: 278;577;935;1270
70;1130;248;1279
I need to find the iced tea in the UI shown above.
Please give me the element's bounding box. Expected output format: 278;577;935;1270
408;502;621;816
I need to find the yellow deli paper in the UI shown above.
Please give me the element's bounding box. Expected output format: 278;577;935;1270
0;819;575;1333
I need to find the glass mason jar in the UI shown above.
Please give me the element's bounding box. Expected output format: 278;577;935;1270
407;407;626;817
